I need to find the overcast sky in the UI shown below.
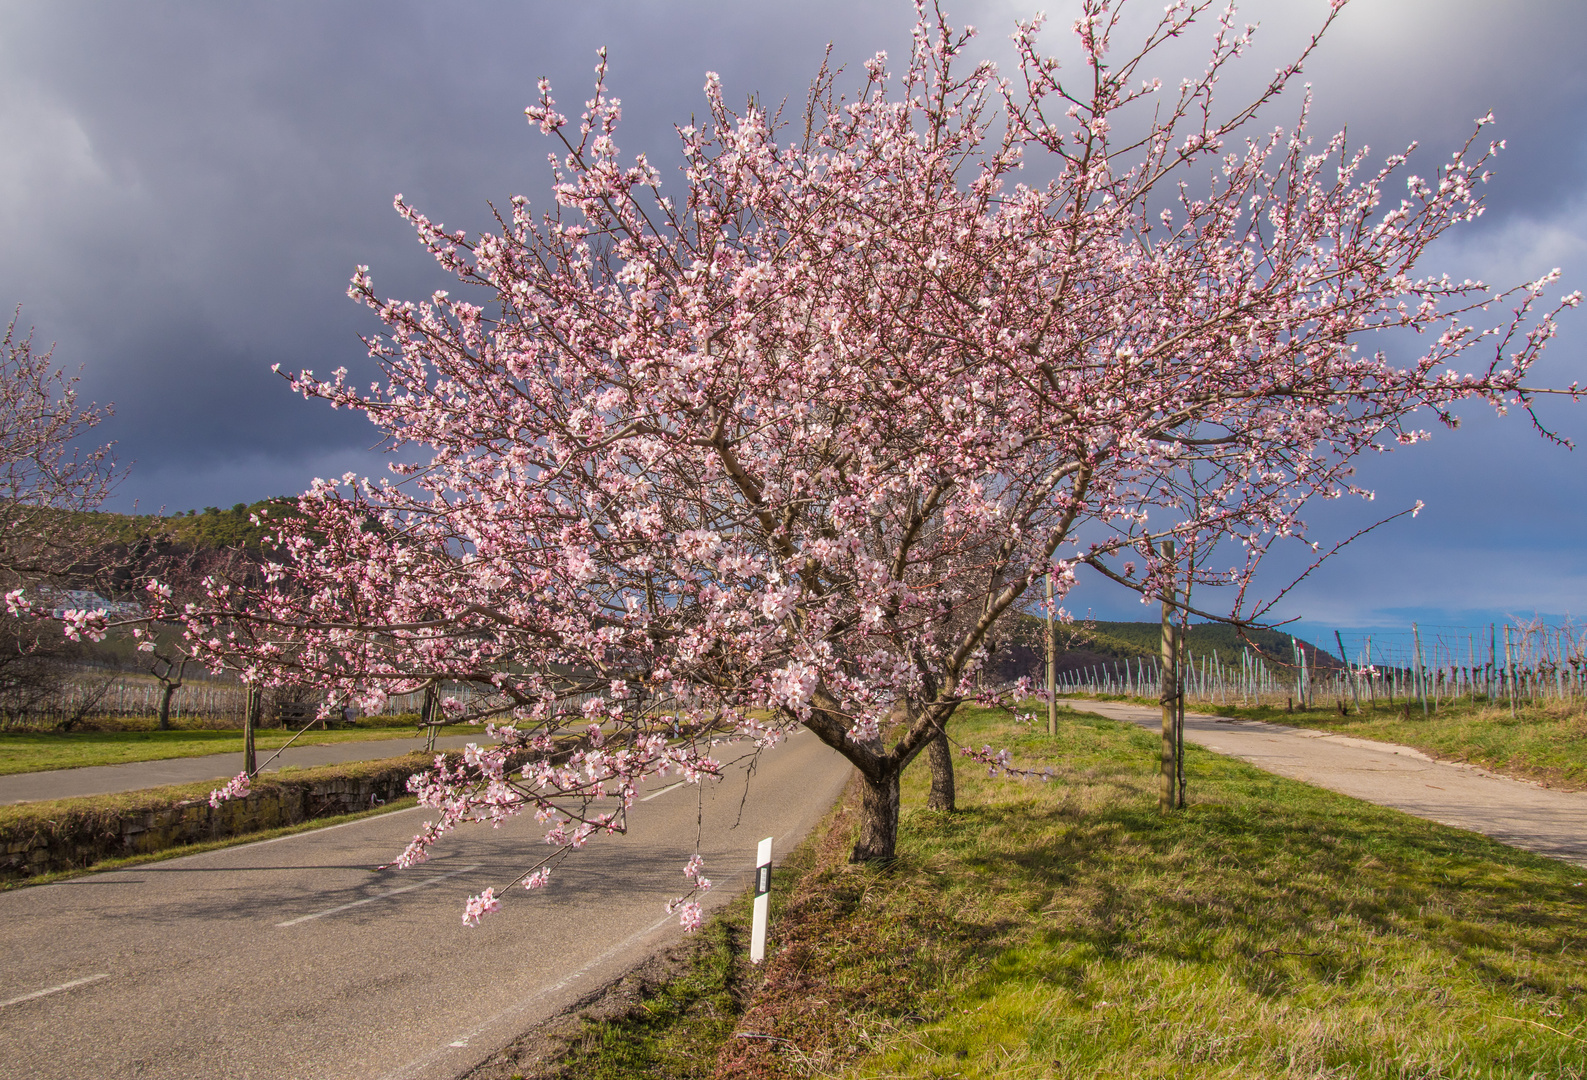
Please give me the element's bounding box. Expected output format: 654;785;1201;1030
2;0;1584;640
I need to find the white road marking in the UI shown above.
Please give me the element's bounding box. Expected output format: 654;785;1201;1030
275;863;482;927
381;910;681;1078
639;780;688;802
0;973;110;1009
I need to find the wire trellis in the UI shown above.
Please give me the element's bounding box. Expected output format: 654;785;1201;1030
1054;618;1587;712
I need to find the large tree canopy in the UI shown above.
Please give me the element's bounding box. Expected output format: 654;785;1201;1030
99;0;1575;924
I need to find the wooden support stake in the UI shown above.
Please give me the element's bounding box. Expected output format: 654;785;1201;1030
1176;632;1186;809
243;683;259;776
422;683;439;754
1159;540;1177;813
1046;572;1057;736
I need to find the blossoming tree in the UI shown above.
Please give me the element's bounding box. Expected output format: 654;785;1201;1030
66;0;1579;924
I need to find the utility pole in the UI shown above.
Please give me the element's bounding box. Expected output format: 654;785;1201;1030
1046;572;1057;736
1159;540;1177;812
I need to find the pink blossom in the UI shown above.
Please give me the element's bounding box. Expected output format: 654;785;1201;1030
208;772;251;808
461;887;501;927
767;664;818;711
672;900;704;932
683;853;712;892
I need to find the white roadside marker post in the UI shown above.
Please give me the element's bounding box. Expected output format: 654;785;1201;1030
750;836;773;964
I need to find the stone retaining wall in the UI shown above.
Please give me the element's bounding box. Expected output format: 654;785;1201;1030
0;754;432;879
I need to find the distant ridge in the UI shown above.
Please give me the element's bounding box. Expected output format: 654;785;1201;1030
989;615;1341;682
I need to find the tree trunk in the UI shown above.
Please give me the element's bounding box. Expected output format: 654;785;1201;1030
850;767;900;863
925;727;955;811
157;684;176;731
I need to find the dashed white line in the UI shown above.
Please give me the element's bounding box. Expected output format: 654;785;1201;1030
639;780;688;802
0;973;110;1009
275;863;482;927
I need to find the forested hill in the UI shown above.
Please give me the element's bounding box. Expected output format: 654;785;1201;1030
1080;620;1339;666
35;497;300;559
987;614;1340;683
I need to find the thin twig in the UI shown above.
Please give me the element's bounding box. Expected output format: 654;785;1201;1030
1497;1016;1587;1044
1253;948;1321;960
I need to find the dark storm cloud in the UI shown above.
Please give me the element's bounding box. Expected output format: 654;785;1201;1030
0;0;915;500
1;0;1585;625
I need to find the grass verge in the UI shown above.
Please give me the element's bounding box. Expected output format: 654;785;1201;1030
0;796;419;888
0;751;435;879
0;720;489;775
504;705;1587;1078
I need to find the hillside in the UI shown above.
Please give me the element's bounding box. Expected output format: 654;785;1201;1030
39;497;299;557
988;614;1340;683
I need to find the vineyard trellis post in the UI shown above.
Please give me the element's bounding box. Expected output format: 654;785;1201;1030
1504;625;1517;717
1289;637;1301;710
1335;630;1359;714
1488;624;1497;701
1412;623;1426;716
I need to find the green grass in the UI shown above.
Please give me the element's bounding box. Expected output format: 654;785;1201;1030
548;895;761;1079
0;719;489;775
1203;697;1587;791
703;705;1587;1079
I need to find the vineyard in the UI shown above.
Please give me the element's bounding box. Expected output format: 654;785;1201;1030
0;668;626;731
0;675;460;730
1054;617;1587;712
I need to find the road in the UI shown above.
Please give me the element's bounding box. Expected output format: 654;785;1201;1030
1072;699;1587;868
0;727;853;1080
0;734;501;805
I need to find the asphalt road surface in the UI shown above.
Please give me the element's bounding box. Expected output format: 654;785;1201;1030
0;727;853;1080
0;734;502;805
1072;699;1587;868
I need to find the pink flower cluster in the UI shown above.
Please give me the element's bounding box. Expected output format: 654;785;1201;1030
462;887;501;928
208;772;251;808
961;744;1057;783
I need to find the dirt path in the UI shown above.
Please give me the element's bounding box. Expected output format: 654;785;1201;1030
1071;699;1587;869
